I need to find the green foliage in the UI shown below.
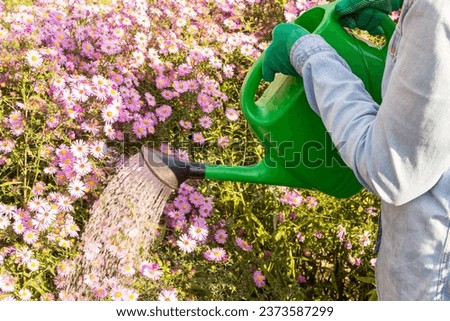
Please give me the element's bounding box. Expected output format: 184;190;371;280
0;0;384;301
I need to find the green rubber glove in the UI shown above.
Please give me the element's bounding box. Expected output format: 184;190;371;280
262;23;309;82
335;0;403;35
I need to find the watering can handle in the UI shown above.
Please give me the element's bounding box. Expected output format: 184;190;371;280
241;11;396;113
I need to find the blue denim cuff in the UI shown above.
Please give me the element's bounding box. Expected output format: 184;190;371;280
289;34;336;76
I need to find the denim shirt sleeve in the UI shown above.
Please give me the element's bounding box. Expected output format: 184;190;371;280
290;0;450;206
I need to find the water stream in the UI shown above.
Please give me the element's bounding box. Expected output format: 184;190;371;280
64;152;173;300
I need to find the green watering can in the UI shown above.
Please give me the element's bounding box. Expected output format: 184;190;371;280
141;0;395;198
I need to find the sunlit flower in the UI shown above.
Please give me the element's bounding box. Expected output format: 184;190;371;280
83;273;98;286
68;179;86;198
70;140;89;158
23;230;38;245
225;108;239;121
89;140;106;159
177;234;197;253
102;105;120;123
18;288;32;301
204;247;227;262
13;221;26;235
57;260;74;277
73;158;93;176
140;261;163;280
0;215;10;230
188;223;208;242
110;285;126;301
27;196;48;212
65;220;79;237
158;289;178;301
93;286;108;299
121;263;136;277
27;259;40;272
56;195;74;212
125;289;139;301
359;230;371;247
0;273;16;292
25;50;43;68
36;204;57;226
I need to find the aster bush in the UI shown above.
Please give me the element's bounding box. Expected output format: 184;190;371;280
0;0;384;301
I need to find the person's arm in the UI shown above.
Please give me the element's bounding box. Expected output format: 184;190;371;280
291;0;450;205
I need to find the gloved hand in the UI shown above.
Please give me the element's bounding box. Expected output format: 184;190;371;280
262;23;309;82
335;0;403;35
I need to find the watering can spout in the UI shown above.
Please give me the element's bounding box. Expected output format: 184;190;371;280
140;147;205;190
140;1;395;199
140;146;293;190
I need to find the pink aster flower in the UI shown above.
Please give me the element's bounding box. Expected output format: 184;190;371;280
314;231;323;239
188;191;204;207
145;92;156;107
198;203;213;217
197;92;210;108
93;286;108;300
253;270;266;288
23;230;38;245
192;132;205;145
161;89;176;100
56;195;74;212
297;275;307;284
173;80;189;93
158;289;178;301
176;199;192;215
73;158;93;176
31;181;46;196
236;237;252;251
179;120;192;130
155;104;172;121
177;234;197;253
155;75;170;89
177;63;192;76
217;136;230;148
121;263;135;277
188;223;209;242
132;120;147;138
306;196;318;209
68;179;86;199
89;140;106;159
70;140;89;158
204;247;227;262
0;273;16;292
25;50;43;68
140;261;163;280
186;79;199;91
225;108;239;121
198;115;212;129
214;229;228;244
